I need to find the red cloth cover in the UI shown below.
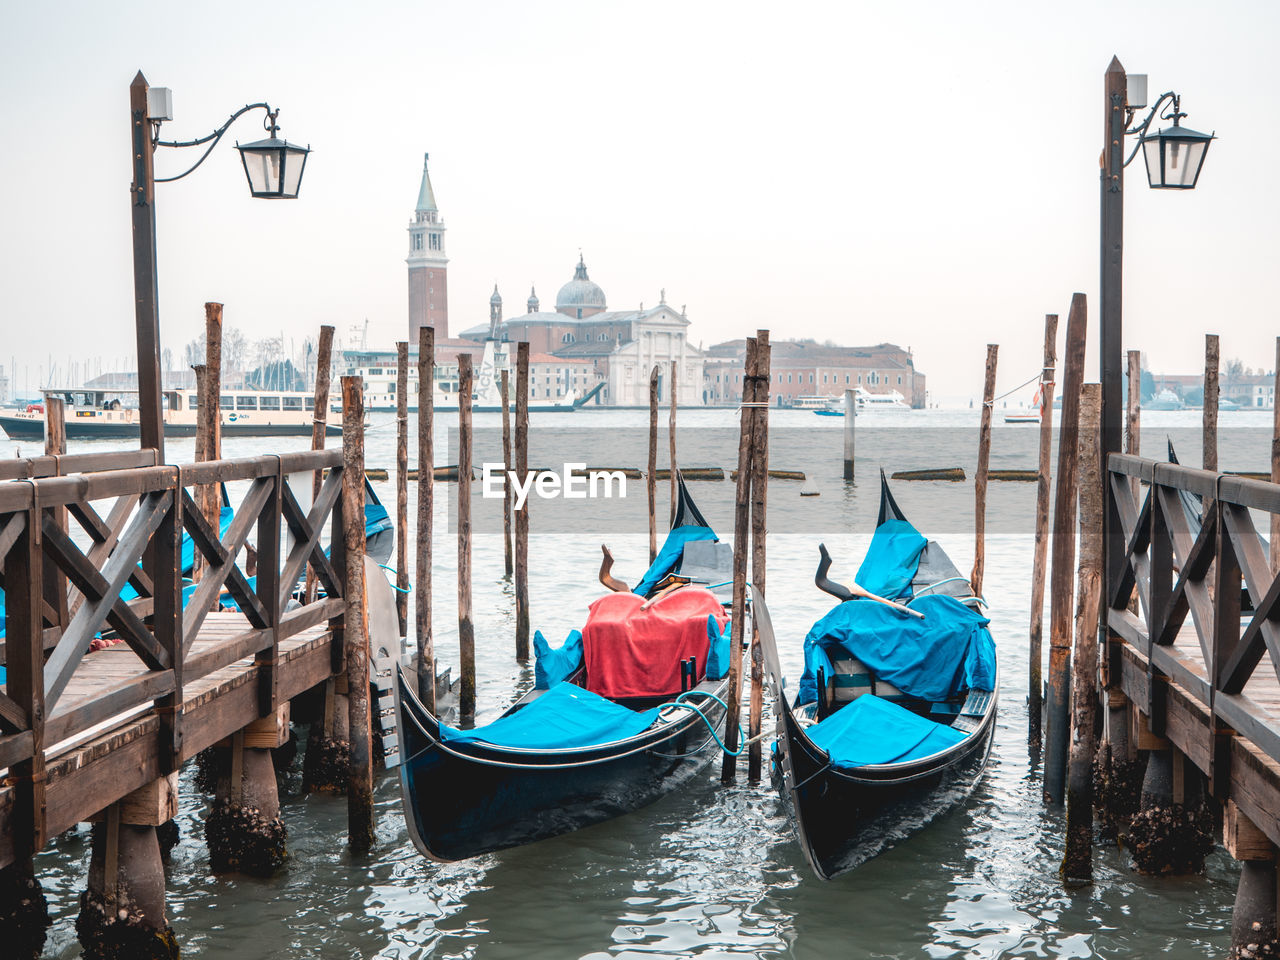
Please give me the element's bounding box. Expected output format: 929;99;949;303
582;587;729;699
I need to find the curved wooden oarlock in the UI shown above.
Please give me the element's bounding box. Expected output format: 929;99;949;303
599;544;629;593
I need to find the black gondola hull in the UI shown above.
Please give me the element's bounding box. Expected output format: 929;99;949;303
395;666;729;861
772;699;996;880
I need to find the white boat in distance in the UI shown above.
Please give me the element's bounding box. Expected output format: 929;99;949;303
798;388;911;414
0;386;343;441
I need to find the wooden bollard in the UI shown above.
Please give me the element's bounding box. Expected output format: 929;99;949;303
648;364;660;563
722;337;758;784
457;354;475;721
340;376;374;851
843;388;856;481
1204;333;1219;473
1028;313;1057;749
971;344;998;598
41;397;69;637
1126;349;1141;458
395;341;410;637
305;324;334;605
501;368;514;578
1045;293;1088;805
748;330;771;783
514;343;531;662
669;359;678;525
415;325;435;710
203;302;224;543
192;365;208;582
1061;383;1103;884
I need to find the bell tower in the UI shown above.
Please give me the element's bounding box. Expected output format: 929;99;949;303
407;153;449;341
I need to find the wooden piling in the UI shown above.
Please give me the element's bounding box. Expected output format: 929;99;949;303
514;343;531;662
395;341;410;637
501;369;514;578
415;325;435;710
457;354;475;721
340;376;374;852
42;397;68;630
722;338;758;784
1272;338;1280;574
648;364;660;563
304;324;333;605
971;344;998;598
1126;349;1141;458
201;303;225;586
842;388;855;481
748;331;771;783
1028;314;1057;749
1204;333;1219;473
1044;292;1088;805
1062;383;1103;884
669;359;678;525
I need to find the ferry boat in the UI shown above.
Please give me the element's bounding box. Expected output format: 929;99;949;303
799;388;911;415
0;387;343;441
351;339;580;413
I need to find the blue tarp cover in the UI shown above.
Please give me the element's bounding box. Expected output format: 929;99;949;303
440;682;660;750
365;503;391;538
182;507;233;575
706;615;730;680
533;629;583;689
797;594;996;706
808;693;967;769
854;518;927;600
633;525;718;598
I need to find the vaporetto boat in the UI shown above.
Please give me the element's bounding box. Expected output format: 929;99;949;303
0;386;343;440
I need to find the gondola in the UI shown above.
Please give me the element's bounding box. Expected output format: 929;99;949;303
759;471;998;879
395;473;736;862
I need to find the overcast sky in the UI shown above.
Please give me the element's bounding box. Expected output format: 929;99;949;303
2;0;1277;402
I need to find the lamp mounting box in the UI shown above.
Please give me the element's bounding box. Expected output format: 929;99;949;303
1126;74;1148;110
146;87;172;122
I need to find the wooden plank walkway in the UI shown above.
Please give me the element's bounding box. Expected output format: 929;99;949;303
0;612;336;868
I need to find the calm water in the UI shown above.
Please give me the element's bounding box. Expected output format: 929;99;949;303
23;406;1272;958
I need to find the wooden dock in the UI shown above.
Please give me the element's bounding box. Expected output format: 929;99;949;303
0;445;356;952
1106;453;1280;864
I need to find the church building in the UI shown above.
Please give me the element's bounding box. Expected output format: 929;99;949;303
406;154;449;341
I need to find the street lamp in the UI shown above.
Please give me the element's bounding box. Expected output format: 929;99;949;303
128;71;310;458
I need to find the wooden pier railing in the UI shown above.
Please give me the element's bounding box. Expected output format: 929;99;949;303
0;447;346;866
1107;452;1280;841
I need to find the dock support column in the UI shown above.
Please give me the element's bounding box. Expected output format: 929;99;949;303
1095;690;1143;841
1225;801;1279;959
77;778;180;960
1130;727;1213;875
207;713;289;876
303;677;349;792
0;858;50;960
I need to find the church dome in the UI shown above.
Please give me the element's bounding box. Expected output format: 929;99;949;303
555;255;606;316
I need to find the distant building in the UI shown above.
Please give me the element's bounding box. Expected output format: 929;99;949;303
458;255;704;406
702;340;926;408
0;365;8;404
406;154;449;342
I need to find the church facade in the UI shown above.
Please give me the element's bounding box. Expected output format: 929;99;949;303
459;256;705;406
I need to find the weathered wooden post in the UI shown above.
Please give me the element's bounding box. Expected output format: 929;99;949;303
1045;293;1088;805
1062;383;1102;884
748;331;771;783
202;302;224;550
501;368;514;578
842;388;855;481
648;364;660;562
191;364;209;582
304;324;333;605
0;853;48;959
1224;802;1279;957
1126;349;1141;459
207;720;287;876
416;326;436;709
395;341;410;637
457;354;476;721
42;397;69;629
78;786;180;959
514;342;531;662
722;338;758;783
669;359;678;524
1273;337;1280;573
1028;314;1057;749
341;376;374;851
971;344;998;599
1204;333;1219;473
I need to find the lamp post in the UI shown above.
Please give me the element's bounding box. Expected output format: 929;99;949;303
1099;56;1213;608
128;71;309;460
